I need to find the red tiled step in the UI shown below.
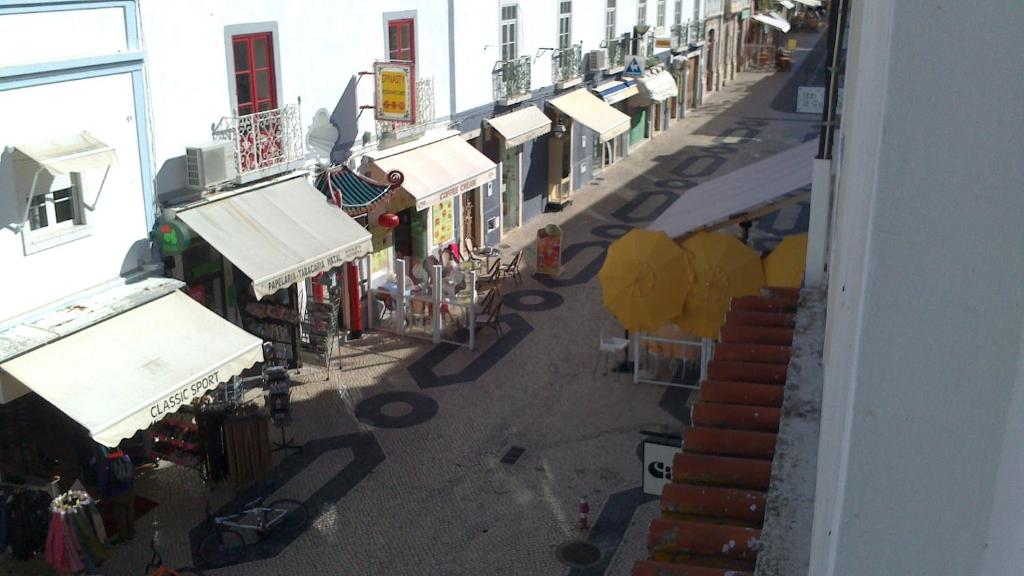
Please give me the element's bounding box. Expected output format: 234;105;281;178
692;403;781;432
731;296;798;313
725;309;797;328
712;343;791;365
632;559;754;576
683;427;777;460
661;482;767;524
764;286;801;300
719;325;795;346
648;518;762;561
707;360;788;385
699;381;786;408
673;452;773;490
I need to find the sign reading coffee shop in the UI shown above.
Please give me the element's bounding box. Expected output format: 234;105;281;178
374;61;416;123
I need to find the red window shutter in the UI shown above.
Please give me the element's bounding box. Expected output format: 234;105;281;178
388;19;415;62
231;32;277;115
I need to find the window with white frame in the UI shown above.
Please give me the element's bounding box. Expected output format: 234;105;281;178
657;0;666;28
674;0;682;25
500;4;518;62
637;0;647;25
558;1;572;50
605;0;616;40
23;173;89;252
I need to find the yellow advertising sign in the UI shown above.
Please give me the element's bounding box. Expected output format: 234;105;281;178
374;61;415;123
655;37;672;48
787;38;798;50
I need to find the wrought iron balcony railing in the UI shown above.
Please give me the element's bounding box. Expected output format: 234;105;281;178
493;56;532;104
602;36;629;70
552;43;583;87
672;23;689;48
695;19;706;42
213;101;304;180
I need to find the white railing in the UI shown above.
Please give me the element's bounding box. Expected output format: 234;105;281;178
213;101;304;180
376;77;436;142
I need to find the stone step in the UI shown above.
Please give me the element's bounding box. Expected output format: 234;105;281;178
673;452;773;490
712;343;791;365
731;295;798;313
707;360;788;385
648;518;761;562
719;325;795;346
699;380;786;408
632;559;754;576
763;286;801;300
661;482;767;524
683;426;778;460
725;309;797;328
691;403;781;432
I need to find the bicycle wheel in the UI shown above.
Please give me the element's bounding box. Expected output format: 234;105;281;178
266;498;309;533
198;528;245;567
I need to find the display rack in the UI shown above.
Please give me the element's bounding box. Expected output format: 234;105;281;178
301;273;343;367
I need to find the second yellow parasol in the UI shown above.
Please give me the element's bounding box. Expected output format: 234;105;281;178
674;231;765;338
762;233;808;288
598;229;693;332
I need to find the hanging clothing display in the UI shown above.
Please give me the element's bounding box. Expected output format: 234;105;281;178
45;490;107;574
1;487;52;560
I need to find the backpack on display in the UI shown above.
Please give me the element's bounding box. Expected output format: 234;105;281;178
110;456;133;483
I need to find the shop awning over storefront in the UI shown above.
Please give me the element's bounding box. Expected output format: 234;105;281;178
0;291;263;447
314;165;396;216
177;175;373;299
778;0;796;9
752;12;792;33
635;71;678;104
648;140;816;239
10;132;119;194
592;79;640;105
367;136;498;212
486;105;552;147
793;0;821;7
549;89;631;142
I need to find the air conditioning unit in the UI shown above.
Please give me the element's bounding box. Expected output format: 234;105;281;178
185;141;236;189
588;50;608;71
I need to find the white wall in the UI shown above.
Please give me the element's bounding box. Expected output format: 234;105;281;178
0;8;149;323
451;0;501;113
0;7;129;67
140;0;452;191
813;0;1024;574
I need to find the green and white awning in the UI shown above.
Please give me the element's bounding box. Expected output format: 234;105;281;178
315;166;396;216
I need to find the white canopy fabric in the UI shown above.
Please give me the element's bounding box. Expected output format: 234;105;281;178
778;0;796;9
752;12;792;33
592;80;640;105
11;132;118;202
648;140;817;239
0;291;263;447
635;71;678;103
368;136;498;212
486;105;552;147
793;0;821;6
549;89;631;142
177;176;373;299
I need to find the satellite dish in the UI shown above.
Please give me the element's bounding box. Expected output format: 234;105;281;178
306;108;339;159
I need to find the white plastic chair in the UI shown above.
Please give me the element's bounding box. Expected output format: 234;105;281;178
598;334;631;376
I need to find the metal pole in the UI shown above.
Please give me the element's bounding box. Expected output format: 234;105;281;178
432;264;443;344
817;0;849;160
396;259;406;336
469;271;478;351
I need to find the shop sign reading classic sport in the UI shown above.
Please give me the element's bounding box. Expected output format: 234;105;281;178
374;61;416;123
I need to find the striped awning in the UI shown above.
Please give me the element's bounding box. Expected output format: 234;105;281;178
315;165;398;216
592;79;640;105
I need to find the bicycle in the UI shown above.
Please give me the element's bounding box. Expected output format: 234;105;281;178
144;533;205;576
197;496;309;567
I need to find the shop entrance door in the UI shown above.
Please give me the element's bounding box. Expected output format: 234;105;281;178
630;108;648;147
688;59;699;108
501;144;521;234
462;190;479;246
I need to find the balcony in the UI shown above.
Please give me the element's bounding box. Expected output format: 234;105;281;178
551;43;583;89
376;77;436;146
213;101;304;184
695;19;706;43
672;23;690;49
603;36;629;71
493;57;532;106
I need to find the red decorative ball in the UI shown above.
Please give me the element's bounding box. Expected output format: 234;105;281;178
378;213;400;229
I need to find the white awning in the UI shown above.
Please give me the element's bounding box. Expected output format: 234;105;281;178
592;79;640;105
648;140;817;239
486;105;552;147
778;0;796;9
177;175;373;299
0;291;263;447
549;89;631;142
635;71;678;103
793;0;821;6
368;136;498;212
752;12;792;33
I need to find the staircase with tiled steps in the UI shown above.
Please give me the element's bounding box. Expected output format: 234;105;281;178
632;288;799;576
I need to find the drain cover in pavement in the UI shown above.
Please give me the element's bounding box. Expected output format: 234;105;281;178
555;541;602;567
500;446;526;465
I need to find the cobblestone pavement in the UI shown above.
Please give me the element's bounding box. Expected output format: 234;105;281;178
88;33;824;576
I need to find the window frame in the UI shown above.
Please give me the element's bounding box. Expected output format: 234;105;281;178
657;0;666;28
500;3;519;62
605;0;616;40
387;18;416;62
558;1;572;50
637;0;647;26
21;173;91;255
230;31;278;117
674;0;682;25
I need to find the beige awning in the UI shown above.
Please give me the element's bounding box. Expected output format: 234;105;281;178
368;136;498;212
486;105;552;147
549;89;631;142
177;175;372;299
752;12;792;33
635;71;678;103
0;291;263;447
11;132;118;196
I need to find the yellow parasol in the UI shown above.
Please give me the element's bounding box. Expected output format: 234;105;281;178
674;231;765;338
763;233;808;288
599;229;693;332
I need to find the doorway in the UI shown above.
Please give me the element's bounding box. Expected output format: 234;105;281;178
462;190;479;246
706;28;716;92
501;144;521;234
